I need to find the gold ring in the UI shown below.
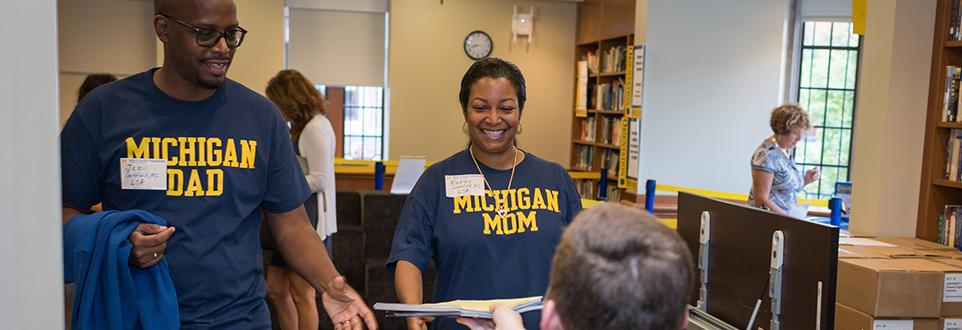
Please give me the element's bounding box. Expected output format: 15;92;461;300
153;252;159;259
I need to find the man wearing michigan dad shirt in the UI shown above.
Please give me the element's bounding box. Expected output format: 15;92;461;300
59;0;376;328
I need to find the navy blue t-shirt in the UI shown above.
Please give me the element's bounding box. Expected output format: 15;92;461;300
387;149;582;329
60;69;310;329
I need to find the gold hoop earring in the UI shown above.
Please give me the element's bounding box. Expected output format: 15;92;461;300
462;122;469;134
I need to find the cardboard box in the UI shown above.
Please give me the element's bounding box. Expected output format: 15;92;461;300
839;246;888;258
876;237;958;252
932;259;962;317
838;244;956;259
836;304;937;330
838;258;945;318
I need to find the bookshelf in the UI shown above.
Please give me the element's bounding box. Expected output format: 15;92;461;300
571;34;633;201
918;0;962;243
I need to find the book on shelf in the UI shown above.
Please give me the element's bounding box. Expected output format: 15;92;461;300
601;149;618;178
594;79;625;111
575;179;596;199
580;117;596;142
582;50;600;75
575;61;589;112
575;145;594;171
605;184;622;202
611;119;622;146
951;0;962;41
939;205;962;249
597;116;620;145
946;129;962;181
601;45;627;73
944;66;961;122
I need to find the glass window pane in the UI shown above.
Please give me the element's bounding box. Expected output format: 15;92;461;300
799;89;811;112
807;89;827;127
803;133;823;164
813;21;833;46
828;49;850;89
810;49;830;88
822;128;842;166
800;49;813;88
826;91;845;127
803;22;815;46
839;129;852;166
362;137;378;160
842;91;855;128
831;22;851;47
345;107;362;135
362;107;379;136
846;50;858;90
849;32;860;50
820;167;839;196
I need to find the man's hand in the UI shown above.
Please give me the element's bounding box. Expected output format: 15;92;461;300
128;223;175;268
456;304;525;330
324;276;378;330
405;316;433;330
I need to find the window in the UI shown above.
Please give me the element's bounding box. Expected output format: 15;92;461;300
342;85;385;160
793;21;860;199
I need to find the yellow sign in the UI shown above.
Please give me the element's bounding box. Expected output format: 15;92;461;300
853;0;866;35
575;108;588;118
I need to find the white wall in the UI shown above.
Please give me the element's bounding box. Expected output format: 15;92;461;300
848;0;935;236
288;8;386;86
0;0;64;328
639;0;791;193
57;0;155;127
388;0;577;164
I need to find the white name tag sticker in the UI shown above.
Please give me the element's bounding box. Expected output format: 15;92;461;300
120;158;167;190
445;174;484;198
946;273;962;302
873;320;912;330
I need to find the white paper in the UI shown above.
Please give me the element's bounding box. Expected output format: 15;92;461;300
838;238;898;247
873;320;913;330
788;203;810;219
445;175;485;198
946;319;962;330
120;158;167;190
631;45;645;108
391;157;427;195
946;273;962;302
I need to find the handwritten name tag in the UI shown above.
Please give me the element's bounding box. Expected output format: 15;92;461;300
120;158;167;190
445;174;484;198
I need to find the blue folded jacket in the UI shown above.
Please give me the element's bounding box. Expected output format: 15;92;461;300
63;210;179;330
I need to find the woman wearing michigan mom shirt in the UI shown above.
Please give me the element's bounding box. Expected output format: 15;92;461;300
387;58;583;330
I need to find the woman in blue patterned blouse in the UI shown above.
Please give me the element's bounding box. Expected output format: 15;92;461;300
748;103;820;216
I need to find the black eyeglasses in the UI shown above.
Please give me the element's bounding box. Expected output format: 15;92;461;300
159;14;248;49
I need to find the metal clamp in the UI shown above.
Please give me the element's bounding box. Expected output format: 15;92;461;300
697;211;711;311
769;231;785;330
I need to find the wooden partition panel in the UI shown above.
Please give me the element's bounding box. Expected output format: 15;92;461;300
677;192;838;330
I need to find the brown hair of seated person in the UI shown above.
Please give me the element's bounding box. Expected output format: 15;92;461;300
548;203;694;330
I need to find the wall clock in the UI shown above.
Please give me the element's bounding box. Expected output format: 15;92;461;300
464;30;493;60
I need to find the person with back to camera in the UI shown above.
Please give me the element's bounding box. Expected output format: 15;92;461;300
456;203;695;330
748;103;820;217
59;0;375;328
386;58;583;330
264;69;339;330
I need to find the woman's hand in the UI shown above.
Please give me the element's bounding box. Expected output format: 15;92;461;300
804;167;820;185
